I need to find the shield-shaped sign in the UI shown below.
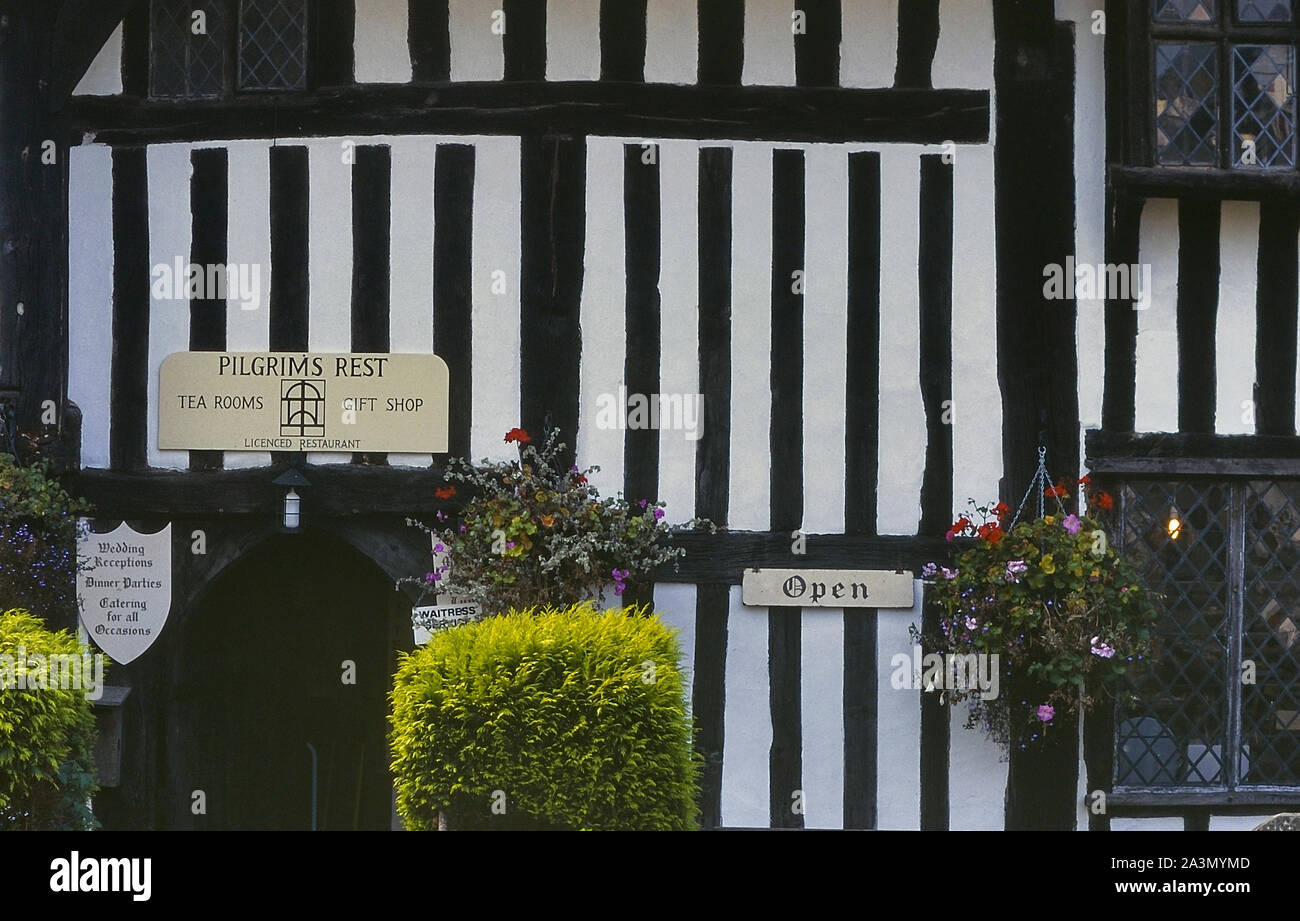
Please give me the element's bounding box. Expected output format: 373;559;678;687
77;522;173;664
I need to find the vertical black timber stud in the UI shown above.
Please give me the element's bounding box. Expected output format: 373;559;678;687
269;146;310;466
434;144;475;458
503;0;546;81
520;135;584;470
1102;196;1143;432
918;153;953;831
0;3;69;453
1255;202;1300;436
110;148;150;472
352;145;392;465
770;149;804;829
315;0;356;85
600;0;648;82
409;0;452;82
794;0;841;87
994;3;1080;830
1176;200;1220;434
698;0;744;85
895;0;940;88
623;143;661;611
694;147;733;829
189;148;229;472
844;151;881;830
121;1;149;97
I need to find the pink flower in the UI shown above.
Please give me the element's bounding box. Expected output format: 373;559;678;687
1005;559;1028;582
965;616;978;631
921;562;938;578
1036;704;1055;722
1063;514;1082;535
940;567;959;581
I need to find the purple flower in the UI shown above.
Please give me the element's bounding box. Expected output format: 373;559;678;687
1036;704;1055;722
654;508;665;520
965;616;978;631
433;543;445;554
1063;514;1082;535
638;499;648;509
459;524;467;533
1090;636;1116;659
506;541;516;549
424;571;441;584
940;567;959;581
921;562;938;578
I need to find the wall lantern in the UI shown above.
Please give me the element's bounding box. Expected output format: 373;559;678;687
272;467;311;531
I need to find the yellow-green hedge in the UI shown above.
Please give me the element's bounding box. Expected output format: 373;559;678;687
389;604;698;830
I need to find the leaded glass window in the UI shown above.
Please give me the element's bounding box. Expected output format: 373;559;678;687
1150;2;1298;170
238;0;309;92
150;1;229;99
1116;479;1300;790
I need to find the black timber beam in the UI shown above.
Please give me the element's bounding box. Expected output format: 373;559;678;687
66;83;991;146
1087;430;1300;475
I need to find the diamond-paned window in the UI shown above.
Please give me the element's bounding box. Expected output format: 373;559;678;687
1156;43;1220;165
1157;0;1218;21
1232;44;1296;166
238;0;309;92
1115;478;1300;790
1237;0;1293;22
149;1;229;99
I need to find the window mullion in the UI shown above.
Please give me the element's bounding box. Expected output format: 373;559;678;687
1226;482;1246;789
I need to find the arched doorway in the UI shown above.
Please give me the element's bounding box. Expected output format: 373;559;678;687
166;530;407;829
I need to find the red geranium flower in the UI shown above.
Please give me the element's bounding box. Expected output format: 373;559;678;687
992;502;1010;517
1077;475;1092;486
435;485;456;500
976;522;1005;544
504;427;531;444
1092;491;1114;510
1044;484;1069;499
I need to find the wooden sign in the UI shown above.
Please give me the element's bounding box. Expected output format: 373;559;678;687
77;522;172;664
742;568;914;608
158;352;449;453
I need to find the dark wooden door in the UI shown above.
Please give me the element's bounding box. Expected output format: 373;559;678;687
169;532;398;829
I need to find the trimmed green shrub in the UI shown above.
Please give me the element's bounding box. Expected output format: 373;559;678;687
390;603;698;830
0;609;100;830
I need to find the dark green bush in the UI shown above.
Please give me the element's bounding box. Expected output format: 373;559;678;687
0;609;100;830
0;455;88;627
390;603;698;830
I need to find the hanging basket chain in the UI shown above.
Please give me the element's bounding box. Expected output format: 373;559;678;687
1007;445;1069;531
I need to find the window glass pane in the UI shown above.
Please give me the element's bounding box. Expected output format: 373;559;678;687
1115;482;1231;787
1242;482;1300;786
1236;0;1292;22
150;0;228;99
1232;44;1296;168
1155;0;1218;22
1155;43;1220;166
239;0;309;91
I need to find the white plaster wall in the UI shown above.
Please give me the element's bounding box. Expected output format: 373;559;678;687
354;0;413;83
801;608;844;828
546;0;602;81
146;144;193;470
469;136;522;462
1134;199;1181;433
727;143;773;529
742;0;796;86
387;135;438;468
932;0;994;89
721;585;772;827
653;584;697;698
1112;816;1185;830
67;145;115;469
1208;814;1276;830
1216;202;1259;435
656;140;701;523
73;24;123;96
875;147;925;535
644;0;698;84
576;136;627;497
449;0;506;81
876;583;922;829
841;0;897;88
224;141;274;470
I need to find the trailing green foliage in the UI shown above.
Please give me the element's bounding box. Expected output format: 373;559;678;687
390;603;698;830
0;454;89;624
0;609;100;830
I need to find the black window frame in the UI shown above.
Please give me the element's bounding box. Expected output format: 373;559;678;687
1138;0;1300;170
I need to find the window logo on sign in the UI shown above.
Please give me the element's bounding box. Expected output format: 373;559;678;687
281;379;325;438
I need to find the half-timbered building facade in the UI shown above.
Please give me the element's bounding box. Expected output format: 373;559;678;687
3;0;1299;830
